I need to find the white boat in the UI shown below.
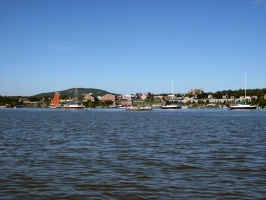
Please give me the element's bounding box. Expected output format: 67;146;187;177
49;91;62;108
229;74;257;110
64;102;85;110
123;105;153;111
229;104;256;110
161;104;182;109
64;85;86;110
161;81;182;109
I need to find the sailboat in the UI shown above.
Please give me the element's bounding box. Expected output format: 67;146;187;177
64;85;85;110
161;81;182;109
229;74;257;110
49;91;62;108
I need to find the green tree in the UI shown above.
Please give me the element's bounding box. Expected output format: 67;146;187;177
104;100;113;108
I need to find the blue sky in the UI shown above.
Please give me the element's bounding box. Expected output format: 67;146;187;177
0;0;265;96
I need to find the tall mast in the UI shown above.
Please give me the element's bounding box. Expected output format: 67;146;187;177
245;73;246;105
172;80;174;95
75;82;78;102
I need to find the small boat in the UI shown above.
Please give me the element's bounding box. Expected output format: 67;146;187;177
123;105;153;111
229;104;257;110
206;104;217;107
229;73;257;110
161;104;182;109
49;92;62;108
161;81;182;109
64;85;86;110
64;102;85;110
15;104;23;108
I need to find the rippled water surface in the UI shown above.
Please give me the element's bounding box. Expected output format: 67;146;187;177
0;108;266;199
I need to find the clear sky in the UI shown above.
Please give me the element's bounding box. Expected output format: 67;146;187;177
0;0;265;96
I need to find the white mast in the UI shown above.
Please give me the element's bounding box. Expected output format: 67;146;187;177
245;73;246;105
75;82;78;102
172;80;174;95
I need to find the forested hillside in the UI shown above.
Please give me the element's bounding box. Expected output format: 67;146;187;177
34;88;117;98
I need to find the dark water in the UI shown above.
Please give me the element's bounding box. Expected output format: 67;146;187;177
0;108;266;199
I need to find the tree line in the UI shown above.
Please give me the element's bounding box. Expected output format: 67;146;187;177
1;88;266;108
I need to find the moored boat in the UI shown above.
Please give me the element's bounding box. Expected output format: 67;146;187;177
229;74;257;111
49;91;62;108
15;104;23;108
161;104;182;109
63;85;86;110
123;105;153;111
229;104;257;110
161;81;182;109
64;102;85;110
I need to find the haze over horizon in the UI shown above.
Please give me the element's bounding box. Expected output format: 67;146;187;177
1;0;265;96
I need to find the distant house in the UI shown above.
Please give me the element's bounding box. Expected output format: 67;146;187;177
235;96;254;102
188;89;203;95
252;96;257;100
166;94;175;100
154;95;164;100
176;97;183;101
208;98;230;103
120;100;133;107
83;93;95;101
144;92;151;99
23;100;31;104
182;97;198;103
117;95;122;100
122;94;136;100
99;94;117;102
141;94;148;100
136;92;142;99
165;95;182;101
221;93;228;99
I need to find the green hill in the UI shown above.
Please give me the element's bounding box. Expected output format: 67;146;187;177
34;88;118;98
